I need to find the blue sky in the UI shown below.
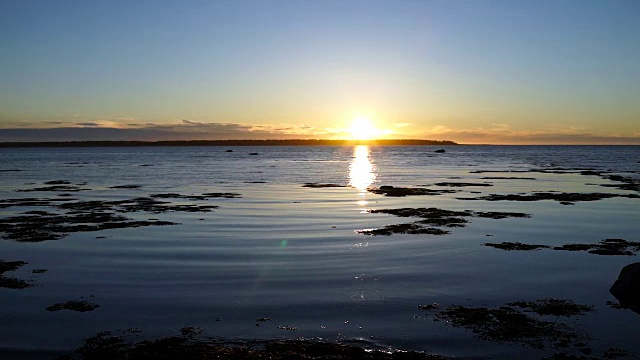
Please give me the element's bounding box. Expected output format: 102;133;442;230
1;0;639;143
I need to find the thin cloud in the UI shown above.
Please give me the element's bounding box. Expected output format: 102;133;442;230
0;121;312;142
422;125;640;145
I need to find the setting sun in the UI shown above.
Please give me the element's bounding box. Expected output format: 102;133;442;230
347;117;382;140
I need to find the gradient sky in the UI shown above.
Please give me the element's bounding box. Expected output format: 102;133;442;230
1;0;639;144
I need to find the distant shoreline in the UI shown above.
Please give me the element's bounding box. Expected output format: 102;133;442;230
0;139;457;148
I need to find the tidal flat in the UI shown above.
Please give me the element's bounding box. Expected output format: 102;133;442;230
0;145;639;359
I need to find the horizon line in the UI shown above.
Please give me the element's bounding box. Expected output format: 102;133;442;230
0;139;638;147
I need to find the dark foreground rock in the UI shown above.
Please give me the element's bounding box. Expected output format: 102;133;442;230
610;262;640;314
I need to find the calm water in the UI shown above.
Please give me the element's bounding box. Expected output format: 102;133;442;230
1;145;639;359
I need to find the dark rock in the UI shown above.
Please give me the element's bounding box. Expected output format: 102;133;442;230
435;149;445;153
610;262;640;313
225;149;233;152
249;152;259;155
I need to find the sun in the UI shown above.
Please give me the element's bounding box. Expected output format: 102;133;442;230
347;116;381;140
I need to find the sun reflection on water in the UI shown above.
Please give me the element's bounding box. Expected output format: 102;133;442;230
349;145;376;204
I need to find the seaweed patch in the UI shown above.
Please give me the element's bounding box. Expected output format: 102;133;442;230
46;299;100;312
484;242;551;251
16;181;91;192
358;208;530;236
480;176;537;180
433;182;493;187
302;183;348;188
108;185;142;189
0;260;33;289
554;239;640;256
368;186;456;197
420;298;597;355
58;330;450;360
484;239;640;256
150;192;241;200
457;192;639;205
0;183;242;242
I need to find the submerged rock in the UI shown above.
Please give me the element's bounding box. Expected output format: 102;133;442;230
610;262;640;314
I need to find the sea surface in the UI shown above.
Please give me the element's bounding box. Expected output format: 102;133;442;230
0;145;639;359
